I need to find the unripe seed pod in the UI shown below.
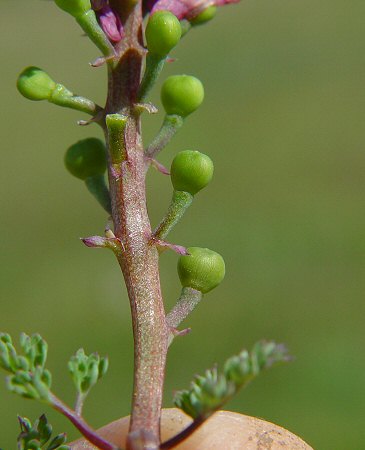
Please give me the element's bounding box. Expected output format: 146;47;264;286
64;138;106;180
171;150;214;195
190;6;217;25
161;75;204;117
178;247;225;293
54;0;91;18
17;67;56;101
146;11;182;57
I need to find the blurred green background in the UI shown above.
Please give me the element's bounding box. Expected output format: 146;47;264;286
1;0;365;448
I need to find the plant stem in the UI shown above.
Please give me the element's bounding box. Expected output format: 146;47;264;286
50;394;118;450
153;191;193;241
50;85;103;116
104;5;169;449
74;392;85;417
76;10;115;58
138;53;165;102
160;416;205;449
145;115;184;159
166;287;202;330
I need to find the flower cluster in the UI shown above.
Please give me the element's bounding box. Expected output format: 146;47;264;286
91;0;239;44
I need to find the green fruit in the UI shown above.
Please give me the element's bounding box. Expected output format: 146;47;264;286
178;247;225;293
146;11;182;57
54;0;91;17
17;67;56;101
190;6;217;25
64;138;106;180
171;150;214;195
161;75;204;117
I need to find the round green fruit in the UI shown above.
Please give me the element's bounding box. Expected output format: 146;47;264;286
190;6;217;25
64;138;107;180
17;67;56;101
178;247;225;293
171;150;214;195
146;11;181;57
161;75;204;117
54;0;91;18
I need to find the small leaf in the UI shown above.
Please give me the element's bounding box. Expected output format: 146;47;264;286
68;349;108;396
0;339;11;371
8;375;40;400
33;367;51;401
174;340;291;419
26;440;41;450
0;333;12;345
18;416;32;433
41;369;53;389
98;356;109;379
17;416;68;450
37;414;52;444
33;334;48;369
17;356;30;371
7;342;20;372
47;433;67;450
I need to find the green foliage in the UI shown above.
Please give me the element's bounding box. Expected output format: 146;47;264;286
190;6;217;26
54;0;91;18
17;67;56;102
0;333;52;402
170;150;214;195
224;341;291;384
174;366;233;419
68;348;108;396
161;75;204;117
177;247;225;293
174;341;291;419
64;138;107;181
17;414;70;450
146;11;182;57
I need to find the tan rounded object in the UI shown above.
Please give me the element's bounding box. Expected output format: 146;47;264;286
70;408;313;450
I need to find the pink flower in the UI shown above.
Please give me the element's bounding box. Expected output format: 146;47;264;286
91;0;124;43
146;0;239;21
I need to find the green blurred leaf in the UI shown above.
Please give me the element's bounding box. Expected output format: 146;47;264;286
174;340;291;419
17;415;69;450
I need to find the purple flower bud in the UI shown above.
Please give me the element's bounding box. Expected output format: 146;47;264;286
81;235;109;248
91;0;124;43
146;0;239;21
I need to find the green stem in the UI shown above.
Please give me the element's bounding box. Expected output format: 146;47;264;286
74;391;86;416
138;53;165;102
76;10;115;57
49;84;102;116
84;174;112;214
154;190;193;240
106;114;128;164
145;114;184;159
166;287;203;330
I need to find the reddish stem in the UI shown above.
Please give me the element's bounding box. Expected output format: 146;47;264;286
50;394;118;450
104;4;169;449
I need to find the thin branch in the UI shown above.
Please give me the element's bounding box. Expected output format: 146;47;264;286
50;393;118;450
145;115;184;159
166;287;202;330
138;54;165;102
153;191;193;241
160;416;205;449
74;392;85;417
